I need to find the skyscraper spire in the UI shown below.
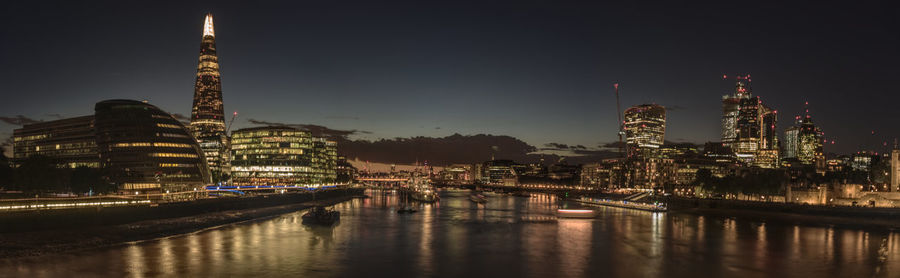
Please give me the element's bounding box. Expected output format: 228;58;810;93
203;13;215;37
190;13;229;183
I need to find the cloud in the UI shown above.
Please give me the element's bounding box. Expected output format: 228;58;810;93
246;119;371;140
171;113;191;124
0;115;40;126
45;114;64;119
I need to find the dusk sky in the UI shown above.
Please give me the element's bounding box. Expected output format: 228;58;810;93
2;0;900;157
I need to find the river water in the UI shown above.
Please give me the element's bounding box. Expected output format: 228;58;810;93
2;189;899;278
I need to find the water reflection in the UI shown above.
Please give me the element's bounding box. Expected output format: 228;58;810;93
1;188;899;278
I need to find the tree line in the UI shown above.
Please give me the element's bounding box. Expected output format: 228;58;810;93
0;154;114;195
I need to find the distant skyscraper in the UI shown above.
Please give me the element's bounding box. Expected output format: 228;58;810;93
783;126;800;159
720;75;778;166
792;109;824;170
891;141;899;192
721;76;751;150
190;13;230;183
624;104;666;159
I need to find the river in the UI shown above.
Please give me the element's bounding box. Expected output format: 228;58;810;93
2;189;898;278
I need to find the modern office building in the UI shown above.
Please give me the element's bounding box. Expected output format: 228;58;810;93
623;104;666;159
721;76;751;150
12;116;99;168
793;113;825;170
783;126;800;159
230;126;337;187
720;75;778;165
94;100;211;192
13;100;210;193
479;160;518;186
190;13;230;183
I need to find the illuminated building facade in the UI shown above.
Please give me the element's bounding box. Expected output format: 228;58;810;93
479;160;518;186
13;116;99;168
624;104;666;159
189;13;230;183
95;100;211;192
793;114;825;170
230;126;337;187
720;75;779;166
783;126;800;159
721;76;751;150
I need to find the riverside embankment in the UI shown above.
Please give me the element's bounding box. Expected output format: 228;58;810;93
656;196;900;229
0;187;364;258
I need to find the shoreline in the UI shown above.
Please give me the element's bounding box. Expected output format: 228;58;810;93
0;195;357;260
669;207;900;231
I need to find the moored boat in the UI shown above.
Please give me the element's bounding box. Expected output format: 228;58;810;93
302;206;340;225
556;208;597;219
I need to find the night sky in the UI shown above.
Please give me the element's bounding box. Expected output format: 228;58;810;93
2;0;900;158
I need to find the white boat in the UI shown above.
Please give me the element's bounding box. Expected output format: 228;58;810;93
556;208;598;219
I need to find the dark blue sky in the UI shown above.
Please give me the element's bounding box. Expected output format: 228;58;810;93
2;0;899;155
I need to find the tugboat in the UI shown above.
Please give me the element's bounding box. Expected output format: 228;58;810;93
302;206;340;225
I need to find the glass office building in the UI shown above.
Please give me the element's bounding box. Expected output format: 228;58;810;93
230;126;337;187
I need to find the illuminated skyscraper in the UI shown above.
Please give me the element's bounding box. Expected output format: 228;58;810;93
190;13;230;183
720;75;778;166
721;76;751;149
784;105;824;171
624;104;666;159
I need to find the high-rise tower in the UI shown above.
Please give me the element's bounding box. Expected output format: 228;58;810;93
624;104;666;159
190;13;230;183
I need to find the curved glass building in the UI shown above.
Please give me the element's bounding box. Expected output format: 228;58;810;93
95;100;211;192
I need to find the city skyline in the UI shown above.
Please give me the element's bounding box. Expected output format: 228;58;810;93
3;1;900;160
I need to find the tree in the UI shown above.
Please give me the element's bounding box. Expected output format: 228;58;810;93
69;166;105;194
0;153;12;190
14;155;66;194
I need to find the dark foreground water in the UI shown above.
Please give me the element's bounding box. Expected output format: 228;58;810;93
2;189;899;278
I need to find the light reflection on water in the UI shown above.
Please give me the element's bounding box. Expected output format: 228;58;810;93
1;189;899;278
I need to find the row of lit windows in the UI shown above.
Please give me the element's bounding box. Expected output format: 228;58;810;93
150;153;199;158
114;142;193;148
156;133;190;139
123;183;161;190
14;134;49;142
156;123;182;129
159;163;197;168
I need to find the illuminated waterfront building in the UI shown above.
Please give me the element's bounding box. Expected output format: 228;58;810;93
94;100;211;192
479;160;518;186
189;13;230;184
580;159;624;189
623;104;666;159
230;126;337;187
13;116;99;168
12;100;210;193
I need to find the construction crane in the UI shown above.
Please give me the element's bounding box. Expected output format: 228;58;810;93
614;82;624;158
226;111;238;134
